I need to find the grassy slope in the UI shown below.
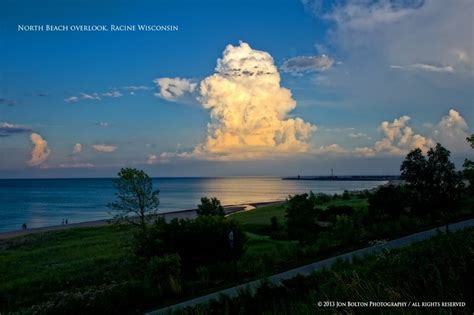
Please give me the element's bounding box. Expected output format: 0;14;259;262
0;226;134;310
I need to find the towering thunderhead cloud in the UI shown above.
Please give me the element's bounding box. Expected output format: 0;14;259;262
193;42;316;160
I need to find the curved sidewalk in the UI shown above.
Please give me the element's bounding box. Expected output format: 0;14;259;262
147;218;474;315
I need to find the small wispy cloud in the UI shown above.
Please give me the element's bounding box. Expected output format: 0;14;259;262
0;122;32;136
64;96;79;103
0;98;17;106
65;89;125;103
349;132;367;138
121;85;152;91
390;63;454;73
40;163;94;169
101;91;122;98
80;92;102;101
92;144;117;153
281;54;334;75
96;122;109;127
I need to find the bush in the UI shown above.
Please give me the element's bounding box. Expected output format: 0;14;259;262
318;205;355;222
270;216;280;231
131;227;164;260
268;216;287;240
308;191;332;205
146;254;182;295
154;216;246;273
197;196;225;216
368;185;407;220
331;215;357;244
285;194;321;243
342;190;351;200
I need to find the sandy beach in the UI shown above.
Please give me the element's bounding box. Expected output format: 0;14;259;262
0;200;284;240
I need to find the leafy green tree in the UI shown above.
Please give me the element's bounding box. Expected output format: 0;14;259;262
400;148;428;210
108;168;159;231
197;196;225;216
463;134;474;193
401;144;464;217
285;193;321;243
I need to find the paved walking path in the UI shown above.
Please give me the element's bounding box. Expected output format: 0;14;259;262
147;219;474;315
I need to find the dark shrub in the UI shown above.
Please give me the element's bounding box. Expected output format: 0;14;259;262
146;254;182;295
308;191;332;205
342;190;351;200
270;216;280;231
155;216;246;273
318;205;355;222
368;184;407;220
285;194;321;243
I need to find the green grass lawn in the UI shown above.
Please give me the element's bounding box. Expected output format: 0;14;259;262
232;197;368;230
0;225;135;311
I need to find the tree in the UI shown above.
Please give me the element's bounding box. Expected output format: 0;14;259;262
108;168;160;231
401;144;464;217
368;185;407;219
197;196;225;216
400;148;428;210
463;134;474;193
153;216;246;273
285;193;321;243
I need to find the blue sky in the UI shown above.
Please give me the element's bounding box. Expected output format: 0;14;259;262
1;0;473;178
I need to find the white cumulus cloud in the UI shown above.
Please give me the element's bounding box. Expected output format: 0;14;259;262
154;77;197;101
434;109;470;151
28;133;51;166
189;41;316;160
355;115;433;156
73;143;82;154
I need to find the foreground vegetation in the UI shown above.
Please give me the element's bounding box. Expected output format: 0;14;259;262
178;227;474;314
1;139;473;313
1;191;472;314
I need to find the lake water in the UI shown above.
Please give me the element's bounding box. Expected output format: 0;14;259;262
0;177;385;232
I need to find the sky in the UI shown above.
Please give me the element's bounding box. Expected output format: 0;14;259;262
0;0;473;178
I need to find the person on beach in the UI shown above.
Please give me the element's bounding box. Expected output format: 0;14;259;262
66;219;68;224
22;223;27;230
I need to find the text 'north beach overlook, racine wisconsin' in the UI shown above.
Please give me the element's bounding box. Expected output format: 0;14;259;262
17;24;179;32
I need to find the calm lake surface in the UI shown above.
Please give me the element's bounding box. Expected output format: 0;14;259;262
0;177;385;232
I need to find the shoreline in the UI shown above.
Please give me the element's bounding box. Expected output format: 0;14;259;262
0;200;284;240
